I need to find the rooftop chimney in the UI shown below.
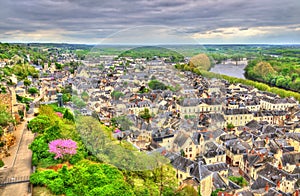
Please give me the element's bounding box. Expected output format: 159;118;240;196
276;180;280;189
265;182;269;192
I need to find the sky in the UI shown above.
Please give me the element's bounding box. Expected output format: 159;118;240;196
1;0;300;44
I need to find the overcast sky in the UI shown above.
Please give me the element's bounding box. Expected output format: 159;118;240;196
1;0;300;44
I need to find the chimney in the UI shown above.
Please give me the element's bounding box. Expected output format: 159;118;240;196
278;162;283;170
276;180;280;189
295;190;299;196
259;153;264;161
209;133;213;140
265;182;269;192
265;136;269;144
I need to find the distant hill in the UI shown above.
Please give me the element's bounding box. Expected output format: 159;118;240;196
118;46;184;62
188;53;211;71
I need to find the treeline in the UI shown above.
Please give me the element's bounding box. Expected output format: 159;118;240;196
119;46;185;62
176;64;300;101
245;58;300;92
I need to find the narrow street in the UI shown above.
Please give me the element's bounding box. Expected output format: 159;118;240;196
0;115;35;196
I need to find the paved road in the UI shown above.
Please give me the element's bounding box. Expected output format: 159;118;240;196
0;116;35;196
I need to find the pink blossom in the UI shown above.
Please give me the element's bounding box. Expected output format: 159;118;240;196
56;112;63;118
48;139;77;159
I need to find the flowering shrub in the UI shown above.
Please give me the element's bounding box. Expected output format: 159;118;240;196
56;112;63;118
49;139;77;160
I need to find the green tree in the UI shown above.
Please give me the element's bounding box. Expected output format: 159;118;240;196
111;115;133;131
0;104;14;126
148;80;167;90
81;91;89;102
111;91;124;100
139;108;152;122
28;87;38;95
23;79;31;90
63;109;75;122
226;123;235;130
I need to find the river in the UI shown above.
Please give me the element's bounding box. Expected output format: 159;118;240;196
209;62;247;79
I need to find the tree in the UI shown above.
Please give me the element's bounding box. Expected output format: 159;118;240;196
81;91;89;102
23;79;31;90
148;80;167;90
0;159;4;168
63;109;75;122
0;104;14;126
227;123;235;130
111;91;124;100
189;53;211;71
48;139;77;160
28;87;38;95
139;108;152;122
111;115;133;131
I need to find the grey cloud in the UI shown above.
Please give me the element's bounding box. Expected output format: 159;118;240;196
0;0;300;43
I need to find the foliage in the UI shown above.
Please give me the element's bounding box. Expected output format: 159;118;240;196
55;62;63;69
81;91;89;102
24;79;31;87
75;116;169;171
111;90;124;100
27;115;52;133
72;95;86;108
63;109;75;122
30;160;134;195
0;104;14;126
0;159;4;168
189;53;211;71
62;93;71;103
119;46;184;63
245;57;300;92
226;123;235;130
28;87;38;95
111;115;133;131
139;108;152;121
11;63;39;79
48;139;77;160
211;188;224;196
184;115;196;119
228;176;248;187
176;185;198;196
148;80;167;90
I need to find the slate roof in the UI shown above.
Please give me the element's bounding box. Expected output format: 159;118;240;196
204;162;228;172
212;172;228;190
281;152;300;166
173;132;190;148
257;163;299;182
165;152;194;173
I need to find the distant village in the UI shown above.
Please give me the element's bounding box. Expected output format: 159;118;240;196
1;51;300;196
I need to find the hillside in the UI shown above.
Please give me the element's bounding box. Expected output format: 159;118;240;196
118;46;184;62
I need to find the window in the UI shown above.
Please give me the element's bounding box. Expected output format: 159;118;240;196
189;147;192;152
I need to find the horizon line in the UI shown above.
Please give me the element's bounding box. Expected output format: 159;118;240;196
2;41;300;46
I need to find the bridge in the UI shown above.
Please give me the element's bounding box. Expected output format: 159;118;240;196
0;176;30;186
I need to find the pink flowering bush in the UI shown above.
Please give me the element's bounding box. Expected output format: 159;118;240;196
48;139;77;160
56;112;63;118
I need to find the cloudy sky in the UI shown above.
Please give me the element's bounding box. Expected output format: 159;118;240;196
1;0;300;44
